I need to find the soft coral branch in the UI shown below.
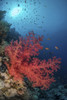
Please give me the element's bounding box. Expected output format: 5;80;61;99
5;33;61;90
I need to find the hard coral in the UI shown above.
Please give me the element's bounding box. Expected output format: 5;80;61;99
5;33;61;90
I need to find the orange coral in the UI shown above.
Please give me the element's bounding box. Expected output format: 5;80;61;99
5;33;61;90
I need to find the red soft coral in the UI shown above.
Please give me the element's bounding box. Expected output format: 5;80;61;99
5;33;61;90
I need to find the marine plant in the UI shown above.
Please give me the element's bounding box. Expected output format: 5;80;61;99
5;33;61;90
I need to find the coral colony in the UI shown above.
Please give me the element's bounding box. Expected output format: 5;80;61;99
5;33;61;90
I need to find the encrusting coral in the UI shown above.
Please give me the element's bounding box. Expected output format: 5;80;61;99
5;33;61;90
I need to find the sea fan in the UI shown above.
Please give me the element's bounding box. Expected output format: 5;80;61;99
5;33;61;90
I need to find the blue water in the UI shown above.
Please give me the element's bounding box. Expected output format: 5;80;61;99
0;0;67;84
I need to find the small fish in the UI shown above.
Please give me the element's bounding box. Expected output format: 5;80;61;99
25;0;26;3
47;38;51;40
18;4;20;7
45;48;49;50
55;46;59;50
6;2;8;4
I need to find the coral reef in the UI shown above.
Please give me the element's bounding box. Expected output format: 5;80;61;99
0;10;11;44
0;10;6;20
40;83;67;100
0;72;67;100
5;28;21;43
0;10;20;45
5;33;61;90
0;9;63;100
0;70;27;98
0;10;11;58
0;40;8;55
0;20;11;43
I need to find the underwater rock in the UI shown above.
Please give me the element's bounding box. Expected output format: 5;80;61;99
4;82;10;88
4;88;17;98
0;62;2;66
64;84;67;89
0;72;29;99
21;91;31;100
0;70;66;100
58;85;64;90
6;28;21;43
0;69;30;99
31;94;38;100
0;56;9;74
0;90;3;96
0;10;6;20
0;20;11;42
0;72;10;80
0;96;5;100
17;88;25;95
44;84;67;100
0;64;7;73
0;79;5;89
3;56;9;62
0;40;8;55
0;56;2;62
0;56;9;63
0;57;2;66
